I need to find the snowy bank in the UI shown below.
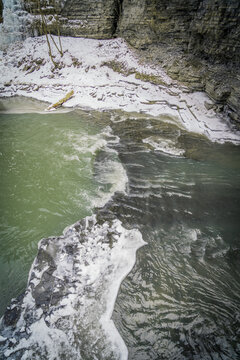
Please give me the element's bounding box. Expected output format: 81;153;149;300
0;35;239;144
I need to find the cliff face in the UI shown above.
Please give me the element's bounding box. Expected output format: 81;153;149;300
187;0;240;66
6;0;240;122
117;0;240;66
60;0;120;38
24;0;120;38
115;0;240;123
25;0;240;64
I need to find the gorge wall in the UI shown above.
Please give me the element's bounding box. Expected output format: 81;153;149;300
118;0;240;66
3;0;240;123
115;0;240;124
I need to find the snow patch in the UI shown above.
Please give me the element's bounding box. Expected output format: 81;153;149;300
0;216;146;359
0;36;239;144
143;136;185;156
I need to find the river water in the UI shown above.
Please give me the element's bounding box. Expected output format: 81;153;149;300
0;100;240;359
0;107;116;315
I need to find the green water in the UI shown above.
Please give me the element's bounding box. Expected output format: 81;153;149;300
0;109;109;315
1;105;240;359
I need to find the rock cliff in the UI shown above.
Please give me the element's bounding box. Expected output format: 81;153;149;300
4;0;240;123
116;0;240;124
117;0;240;65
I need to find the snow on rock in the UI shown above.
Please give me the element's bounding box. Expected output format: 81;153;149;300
0;35;239;144
0;215;145;360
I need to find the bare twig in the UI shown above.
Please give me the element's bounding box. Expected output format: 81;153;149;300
37;0;63;68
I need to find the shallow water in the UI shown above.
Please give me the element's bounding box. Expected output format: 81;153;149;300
0;108;122;315
0;104;240;359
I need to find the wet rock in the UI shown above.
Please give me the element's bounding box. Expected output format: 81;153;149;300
226;247;240;270
3;293;25;327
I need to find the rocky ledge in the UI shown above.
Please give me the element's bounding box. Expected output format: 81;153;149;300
22;0;240;126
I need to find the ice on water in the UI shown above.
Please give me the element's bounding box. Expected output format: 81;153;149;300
0;215;145;359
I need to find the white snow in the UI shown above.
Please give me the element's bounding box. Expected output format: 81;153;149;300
0;35;239;144
2;216;146;360
143;135;185;156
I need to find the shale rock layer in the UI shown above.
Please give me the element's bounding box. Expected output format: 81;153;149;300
22;0;240;123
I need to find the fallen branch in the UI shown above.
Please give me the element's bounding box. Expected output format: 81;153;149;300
46;90;74;111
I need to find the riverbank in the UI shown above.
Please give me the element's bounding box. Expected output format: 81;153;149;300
0;35;239;144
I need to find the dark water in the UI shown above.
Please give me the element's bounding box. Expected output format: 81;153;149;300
105;117;240;360
0;107;240;359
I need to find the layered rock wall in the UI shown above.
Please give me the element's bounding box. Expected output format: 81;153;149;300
8;0;240;122
24;0;120;39
114;0;240;122
60;0;119;38
117;0;240;66
187;0;240;66
23;0;240;67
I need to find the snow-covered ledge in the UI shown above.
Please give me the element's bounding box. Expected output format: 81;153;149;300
0;35;239;145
